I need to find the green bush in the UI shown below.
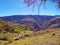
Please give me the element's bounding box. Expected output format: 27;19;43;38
14;25;27;32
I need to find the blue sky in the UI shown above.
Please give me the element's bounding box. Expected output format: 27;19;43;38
0;0;60;16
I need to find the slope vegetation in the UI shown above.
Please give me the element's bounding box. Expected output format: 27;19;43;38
43;17;60;29
9;28;60;45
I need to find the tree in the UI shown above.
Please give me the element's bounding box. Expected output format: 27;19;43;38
24;0;60;15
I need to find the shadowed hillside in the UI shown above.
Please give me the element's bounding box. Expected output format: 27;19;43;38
0;15;60;30
43;17;60;29
0;19;31;44
0;19;14;32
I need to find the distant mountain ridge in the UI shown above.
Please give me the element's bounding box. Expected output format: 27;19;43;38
43;17;60;29
0;15;60;30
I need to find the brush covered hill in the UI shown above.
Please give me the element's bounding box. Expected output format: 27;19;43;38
0;19;14;32
43;17;60;29
0;19;60;45
0;15;60;45
0;15;56;30
0;15;60;30
0;15;43;30
0;19;31;44
0;19;27;32
19;17;42;30
8;28;60;45
1;18;32;31
0;19;16;44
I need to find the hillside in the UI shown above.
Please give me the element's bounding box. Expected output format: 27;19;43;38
43;17;60;29
8;28;60;45
0;19;14;32
0;15;60;30
0;15;55;24
0;15;60;45
0;19;31;45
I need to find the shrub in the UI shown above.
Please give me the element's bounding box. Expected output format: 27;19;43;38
52;33;55;36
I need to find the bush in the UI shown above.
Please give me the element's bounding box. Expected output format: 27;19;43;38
52;33;55;36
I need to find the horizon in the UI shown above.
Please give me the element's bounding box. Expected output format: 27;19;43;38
0;14;60;17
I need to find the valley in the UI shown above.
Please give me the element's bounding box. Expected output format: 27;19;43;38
0;15;60;45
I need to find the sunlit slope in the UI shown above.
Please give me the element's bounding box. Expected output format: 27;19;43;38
10;28;60;45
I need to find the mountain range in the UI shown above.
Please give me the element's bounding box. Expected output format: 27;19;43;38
0;15;60;30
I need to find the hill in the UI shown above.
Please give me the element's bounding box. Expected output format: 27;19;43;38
0;19;14;32
9;28;60;45
0;15;60;30
0;15;60;45
0;19;31;44
43;17;60;29
0;15;57;30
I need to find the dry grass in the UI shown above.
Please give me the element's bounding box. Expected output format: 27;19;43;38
8;28;60;45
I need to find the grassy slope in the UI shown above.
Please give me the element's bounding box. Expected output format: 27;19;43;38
9;28;60;45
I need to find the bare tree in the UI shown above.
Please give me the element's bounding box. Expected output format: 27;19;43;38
24;0;60;15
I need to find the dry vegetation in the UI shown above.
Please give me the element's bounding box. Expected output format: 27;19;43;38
0;18;60;45
7;28;60;45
